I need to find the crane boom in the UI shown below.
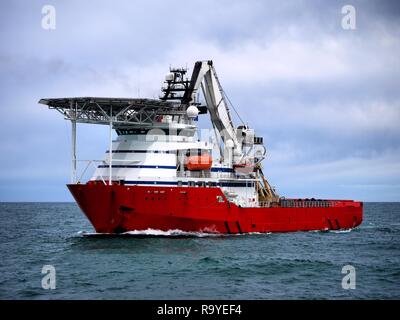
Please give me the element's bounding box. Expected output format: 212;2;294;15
185;60;241;156
161;60;265;167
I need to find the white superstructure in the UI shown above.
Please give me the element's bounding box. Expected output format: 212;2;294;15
40;60;278;208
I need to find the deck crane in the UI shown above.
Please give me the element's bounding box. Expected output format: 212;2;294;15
185;61;243;165
160;60;278;201
162;60;263;166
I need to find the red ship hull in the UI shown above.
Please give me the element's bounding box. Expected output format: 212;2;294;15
68;183;363;234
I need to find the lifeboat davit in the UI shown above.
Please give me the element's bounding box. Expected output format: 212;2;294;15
185;154;213;171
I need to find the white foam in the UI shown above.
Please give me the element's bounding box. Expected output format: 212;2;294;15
308;227;356;234
124;228;220;237
77;230;113;236
77;228;272;237
330;229;353;233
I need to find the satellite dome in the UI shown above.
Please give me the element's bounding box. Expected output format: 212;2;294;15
186;105;199;118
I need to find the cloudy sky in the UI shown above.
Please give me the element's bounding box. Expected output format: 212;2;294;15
0;0;399;201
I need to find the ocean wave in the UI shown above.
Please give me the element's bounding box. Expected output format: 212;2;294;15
308;228;353;234
330;229;353;233
77;228;220;237
125;228;220;237
77;229;272;238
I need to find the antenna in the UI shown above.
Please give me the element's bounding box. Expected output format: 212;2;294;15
137;68;141;98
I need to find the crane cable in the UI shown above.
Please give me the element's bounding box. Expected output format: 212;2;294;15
222;90;246;126
210;65;246;126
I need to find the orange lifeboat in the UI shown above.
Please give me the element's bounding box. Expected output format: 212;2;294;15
185;154;213;171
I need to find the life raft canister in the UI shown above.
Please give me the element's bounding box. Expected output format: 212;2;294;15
185;154;213;171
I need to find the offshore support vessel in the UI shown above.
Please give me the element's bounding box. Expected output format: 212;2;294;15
40;60;362;234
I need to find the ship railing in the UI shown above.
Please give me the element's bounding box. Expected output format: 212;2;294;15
258;201;270;208
258;201;279;208
76;159;139;185
176;171;236;179
279;199;332;208
257;200;332;208
76;160;105;185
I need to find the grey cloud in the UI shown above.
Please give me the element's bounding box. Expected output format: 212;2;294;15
0;0;399;201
